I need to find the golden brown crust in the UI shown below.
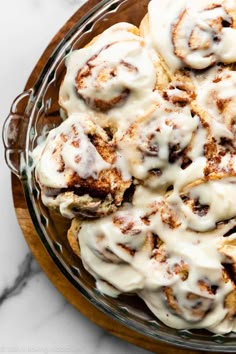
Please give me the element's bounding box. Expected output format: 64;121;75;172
140;13;172;90
67;218;82;258
84;23;140;49
222;268;236;320
225;288;236;320
218;236;236;263
139;13;149;38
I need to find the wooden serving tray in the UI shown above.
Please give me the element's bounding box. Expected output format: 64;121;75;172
11;1;223;353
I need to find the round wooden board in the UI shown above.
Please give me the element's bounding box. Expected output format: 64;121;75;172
11;1;224;353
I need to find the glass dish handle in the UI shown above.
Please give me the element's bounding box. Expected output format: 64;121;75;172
3;90;32;178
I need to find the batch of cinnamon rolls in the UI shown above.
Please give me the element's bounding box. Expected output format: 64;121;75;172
33;0;236;333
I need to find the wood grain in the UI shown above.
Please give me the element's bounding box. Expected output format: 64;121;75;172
11;1;225;353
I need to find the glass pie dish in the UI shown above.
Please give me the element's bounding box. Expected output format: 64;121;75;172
3;0;236;351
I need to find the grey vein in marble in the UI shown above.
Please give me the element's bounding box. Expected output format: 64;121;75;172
0;254;40;307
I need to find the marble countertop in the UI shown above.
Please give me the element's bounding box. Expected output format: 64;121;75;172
0;1;151;353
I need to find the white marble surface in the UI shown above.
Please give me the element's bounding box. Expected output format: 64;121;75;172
0;1;151;353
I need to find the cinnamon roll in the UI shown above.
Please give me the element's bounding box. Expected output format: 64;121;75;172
118;95;199;191
59;22;162;134
194;65;236;149
179;178;236;231
147;0;236;71
141;274;234;330
68;198;189;294
75;206;151;293
33;112;131;218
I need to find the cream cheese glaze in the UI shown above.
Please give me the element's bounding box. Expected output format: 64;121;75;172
33;4;236;334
